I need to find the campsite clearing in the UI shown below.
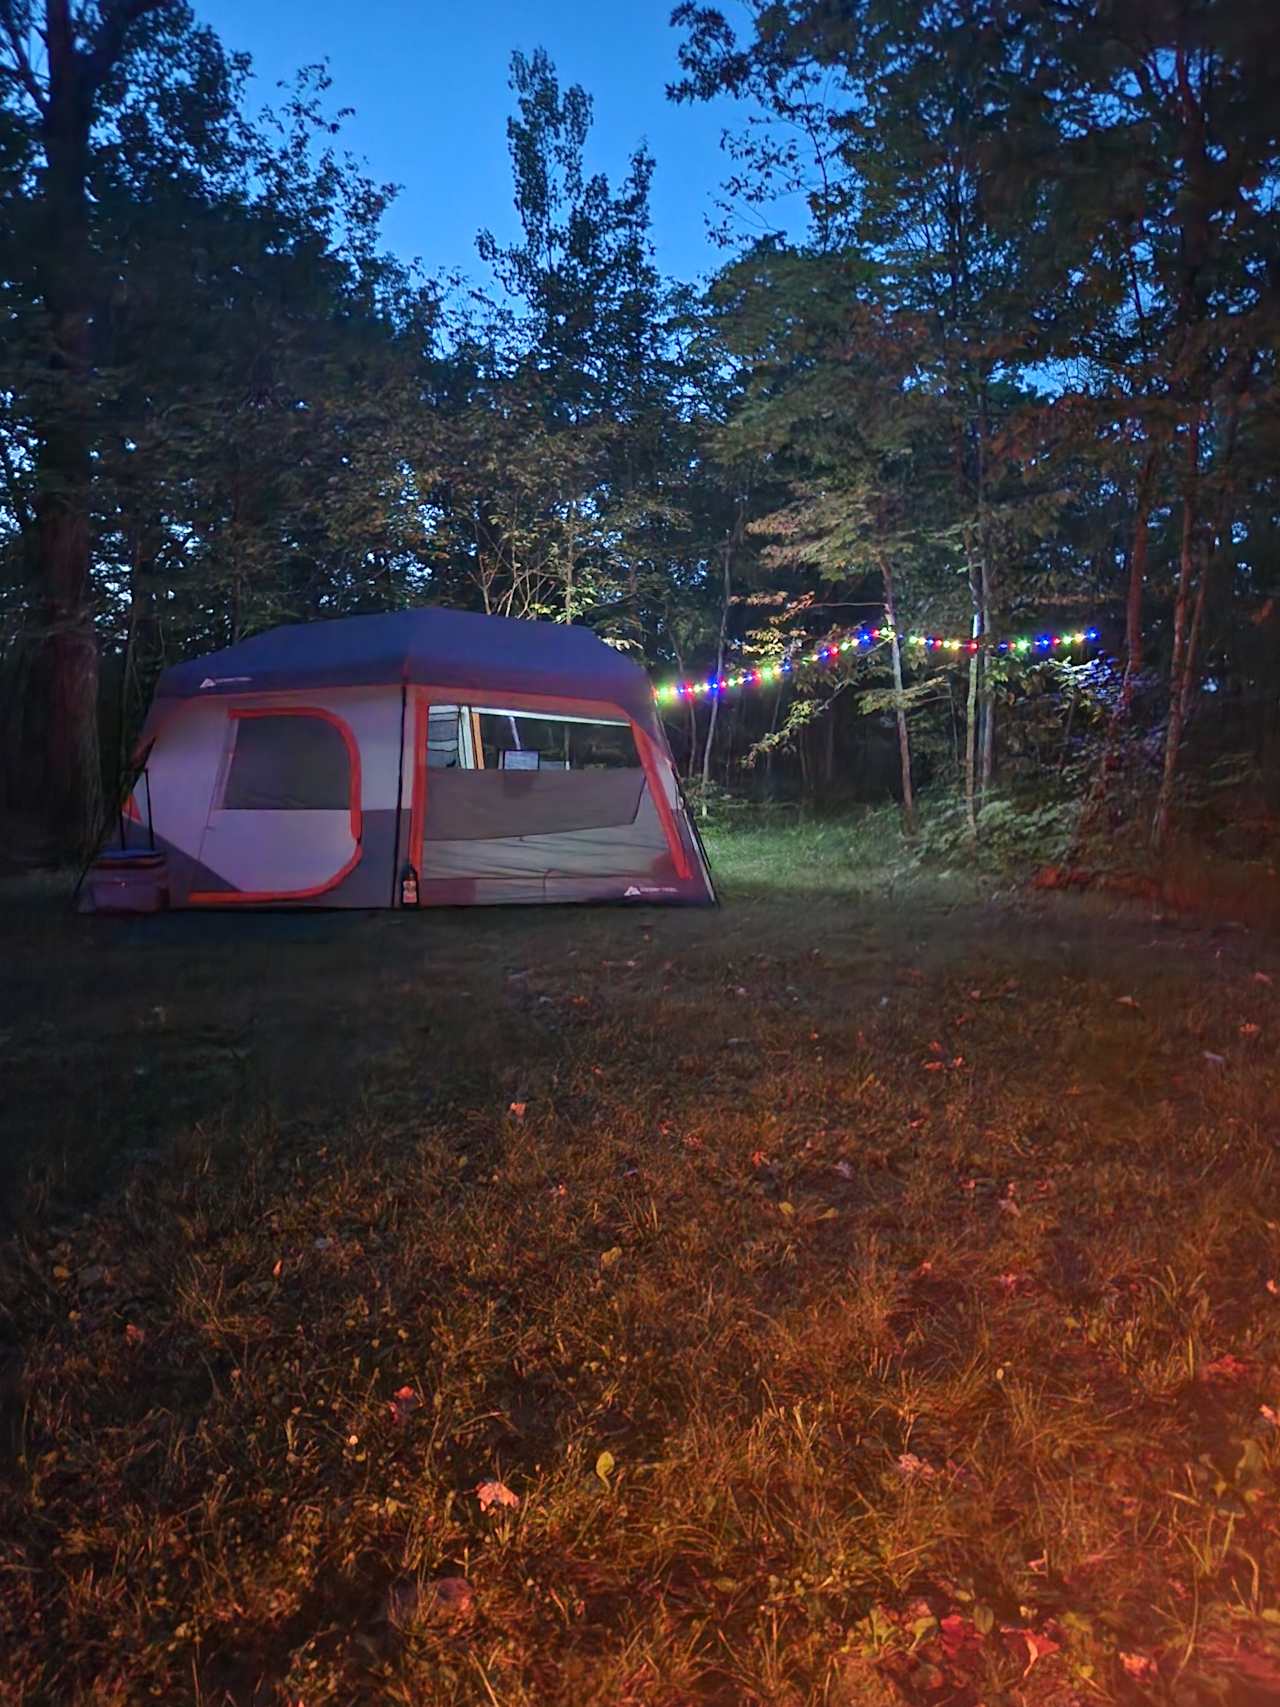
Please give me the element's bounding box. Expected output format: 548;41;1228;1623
2;824;1280;1706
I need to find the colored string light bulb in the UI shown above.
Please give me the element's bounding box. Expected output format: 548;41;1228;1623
652;615;1103;701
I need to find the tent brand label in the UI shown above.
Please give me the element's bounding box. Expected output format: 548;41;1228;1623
199;675;253;689
624;884;679;897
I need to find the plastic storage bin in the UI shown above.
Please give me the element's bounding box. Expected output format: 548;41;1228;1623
87;848;169;913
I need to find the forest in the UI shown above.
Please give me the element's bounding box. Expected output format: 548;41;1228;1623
1;0;1278;866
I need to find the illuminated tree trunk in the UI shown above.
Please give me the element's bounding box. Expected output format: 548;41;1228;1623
1152;413;1202;851
879;553;915;838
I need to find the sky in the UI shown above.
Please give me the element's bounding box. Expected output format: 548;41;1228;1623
197;0;766;288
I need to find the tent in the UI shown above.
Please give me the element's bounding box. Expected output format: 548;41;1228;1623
85;608;716;911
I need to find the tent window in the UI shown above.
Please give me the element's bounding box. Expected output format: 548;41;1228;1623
476;712;636;772
223;714;350;810
427;707;463;768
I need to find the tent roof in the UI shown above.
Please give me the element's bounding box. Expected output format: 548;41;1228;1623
154;608;658;723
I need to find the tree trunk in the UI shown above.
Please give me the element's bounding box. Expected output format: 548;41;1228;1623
978;552;995;797
1124;443;1160;701
963;628;980;842
879;555;916;837
1152;413;1202;850
699;503;741;812
34;4;102;851
963;529;981;841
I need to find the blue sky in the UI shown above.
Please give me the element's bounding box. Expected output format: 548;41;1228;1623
198;0;766;287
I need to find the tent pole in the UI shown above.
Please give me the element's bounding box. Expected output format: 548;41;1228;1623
391;682;407;907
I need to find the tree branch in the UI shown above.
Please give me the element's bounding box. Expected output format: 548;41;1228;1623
0;3;46;113
84;0;171;93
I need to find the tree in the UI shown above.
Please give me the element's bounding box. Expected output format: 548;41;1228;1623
0;0;179;847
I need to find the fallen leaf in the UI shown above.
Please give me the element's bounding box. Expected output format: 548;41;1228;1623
386;1574;474;1626
939;1613;982;1658
507;1101;527;1120
1203;1051;1226;1066
389;1385;421;1423
271;1257;283;1278
124;1322;145;1346
833;1160;856;1181
1201;1352;1252;1384
1119;1651;1157;1682
595;1449;615;1485
1253;971;1273;986
1014;1627;1061;1675
475;1480;519;1512
750;1150;769;1168
600;1246;623;1269
895;1452;935;1480
1239;1022;1261;1039
1116;995;1140;1009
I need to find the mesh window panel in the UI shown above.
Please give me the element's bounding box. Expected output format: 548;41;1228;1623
223;715;350;811
427;709;462;768
476;713;634;772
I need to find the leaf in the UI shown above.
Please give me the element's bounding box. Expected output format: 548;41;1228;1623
507;1101;527;1120
600;1246;623;1269
778;1201;795;1217
1119;1651;1157;1682
1017;1627;1061;1675
595;1449;615;1485
973;1602;995;1635
1116;995;1139;1009
389;1384;421;1423
475;1479;519;1511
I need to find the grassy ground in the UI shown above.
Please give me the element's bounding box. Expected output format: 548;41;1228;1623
2;820;1279;1706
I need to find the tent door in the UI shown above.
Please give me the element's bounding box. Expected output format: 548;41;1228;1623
191;707;362;903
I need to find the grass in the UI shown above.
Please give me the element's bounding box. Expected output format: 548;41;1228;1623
2;817;1280;1705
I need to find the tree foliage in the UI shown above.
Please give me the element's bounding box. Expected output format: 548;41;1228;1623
1;1;1278;855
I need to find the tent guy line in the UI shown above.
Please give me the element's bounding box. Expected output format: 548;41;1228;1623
651;621;1103;704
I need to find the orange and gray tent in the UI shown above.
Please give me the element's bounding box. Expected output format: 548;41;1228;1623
87;608;715;911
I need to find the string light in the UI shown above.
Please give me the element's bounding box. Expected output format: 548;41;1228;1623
651;620;1102;703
